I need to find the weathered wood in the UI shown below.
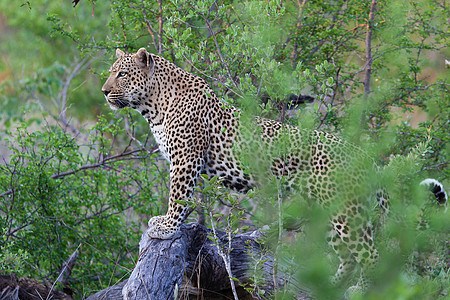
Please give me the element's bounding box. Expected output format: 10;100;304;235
85;280;126;300
122;223;282;299
86;222;311;299
122;222;279;299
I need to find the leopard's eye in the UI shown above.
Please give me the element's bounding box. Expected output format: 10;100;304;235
117;71;128;78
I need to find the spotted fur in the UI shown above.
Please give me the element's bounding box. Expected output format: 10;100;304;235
102;48;447;291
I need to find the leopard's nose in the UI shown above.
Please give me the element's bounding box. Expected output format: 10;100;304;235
102;89;110;96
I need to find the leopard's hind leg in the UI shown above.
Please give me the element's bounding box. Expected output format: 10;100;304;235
330;204;379;293
327;226;357;285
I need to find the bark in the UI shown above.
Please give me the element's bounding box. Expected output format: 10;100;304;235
84;281;127;300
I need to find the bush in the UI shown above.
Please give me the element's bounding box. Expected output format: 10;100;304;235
0;113;169;295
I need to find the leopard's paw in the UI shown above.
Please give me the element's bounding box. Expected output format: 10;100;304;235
344;284;364;299
147;215;179;239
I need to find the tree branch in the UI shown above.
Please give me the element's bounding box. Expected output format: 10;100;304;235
50;148;158;180
363;0;377;96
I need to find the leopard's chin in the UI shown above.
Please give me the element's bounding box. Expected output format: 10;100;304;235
106;97;129;110
107;100;121;110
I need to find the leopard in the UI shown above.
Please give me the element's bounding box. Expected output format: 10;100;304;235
102;48;447;292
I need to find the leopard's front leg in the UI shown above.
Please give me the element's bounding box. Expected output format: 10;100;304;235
147;120;208;239
147;164;200;239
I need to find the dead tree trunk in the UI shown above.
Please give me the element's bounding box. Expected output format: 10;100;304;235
86;222;305;300
126;222;281;299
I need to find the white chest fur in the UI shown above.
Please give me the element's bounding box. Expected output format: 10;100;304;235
151;124;170;162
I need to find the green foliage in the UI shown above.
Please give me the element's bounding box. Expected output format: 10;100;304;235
0;231;29;274
0;114;168;295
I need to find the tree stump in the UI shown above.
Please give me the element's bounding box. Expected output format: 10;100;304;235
87;222;291;300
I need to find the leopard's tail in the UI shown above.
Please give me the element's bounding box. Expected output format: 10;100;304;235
420;178;448;205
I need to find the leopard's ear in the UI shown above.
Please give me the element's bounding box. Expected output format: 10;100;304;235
134;48;154;70
116;49;125;59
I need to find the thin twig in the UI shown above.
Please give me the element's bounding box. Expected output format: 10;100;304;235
421;162;448;171
200;13;240;92
179;52;243;98
56;56;92;131
273;180;283;292
125;132;160;156
136;0;159;51
209;212;239;300
45;244;82;300
318;66;341;129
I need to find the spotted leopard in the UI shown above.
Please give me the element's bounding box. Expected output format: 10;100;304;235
102;48;447;291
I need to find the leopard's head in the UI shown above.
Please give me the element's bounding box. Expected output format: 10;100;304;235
102;48;154;110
